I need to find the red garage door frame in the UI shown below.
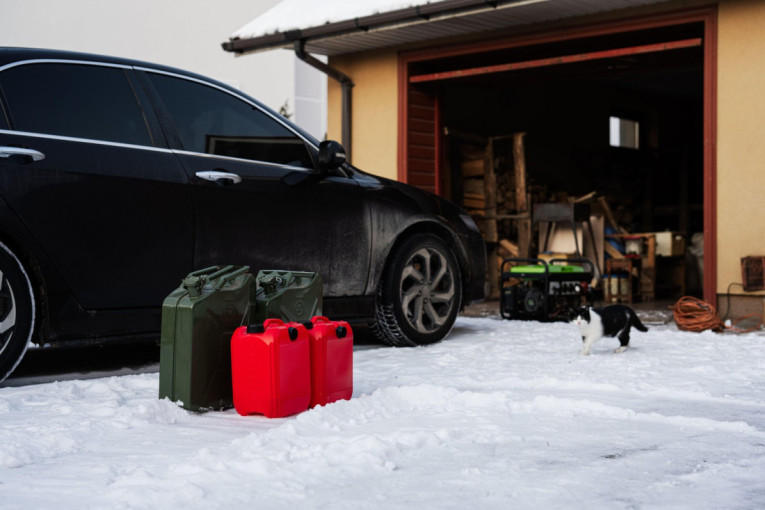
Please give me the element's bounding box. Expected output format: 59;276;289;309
397;6;718;306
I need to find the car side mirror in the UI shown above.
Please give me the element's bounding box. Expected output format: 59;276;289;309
318;140;347;172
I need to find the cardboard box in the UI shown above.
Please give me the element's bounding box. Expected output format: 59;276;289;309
654;231;685;257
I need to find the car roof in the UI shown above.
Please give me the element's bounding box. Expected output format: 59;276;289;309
0;46;202;80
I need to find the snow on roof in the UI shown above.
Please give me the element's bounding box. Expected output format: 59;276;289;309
230;0;435;40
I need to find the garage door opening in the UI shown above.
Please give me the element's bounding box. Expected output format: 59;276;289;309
400;15;713;307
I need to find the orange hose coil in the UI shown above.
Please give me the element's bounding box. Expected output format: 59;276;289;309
672;296;763;333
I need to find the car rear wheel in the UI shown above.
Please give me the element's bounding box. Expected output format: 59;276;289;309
373;234;461;347
0;241;36;383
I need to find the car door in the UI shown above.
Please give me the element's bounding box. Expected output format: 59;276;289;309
0;60;193;309
140;70;371;297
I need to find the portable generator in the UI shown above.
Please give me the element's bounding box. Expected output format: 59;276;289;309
500;258;595;321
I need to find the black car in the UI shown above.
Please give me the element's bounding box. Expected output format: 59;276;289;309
0;47;486;382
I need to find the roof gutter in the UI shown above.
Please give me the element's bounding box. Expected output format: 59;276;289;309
221;0;536;55
294;40;354;160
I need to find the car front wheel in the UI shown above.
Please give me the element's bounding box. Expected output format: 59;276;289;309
0;241;36;383
374;234;461;347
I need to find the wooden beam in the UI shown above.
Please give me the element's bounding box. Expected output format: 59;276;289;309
410;38;703;83
484;138;498;243
512;133;531;258
499;239;519;258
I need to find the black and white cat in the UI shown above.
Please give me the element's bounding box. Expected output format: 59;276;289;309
570;305;648;355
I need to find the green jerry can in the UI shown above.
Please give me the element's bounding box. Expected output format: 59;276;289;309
251;270;323;324
159;265;254;411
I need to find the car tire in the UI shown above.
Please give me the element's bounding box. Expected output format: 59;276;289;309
373;234;461;347
0;241;36;383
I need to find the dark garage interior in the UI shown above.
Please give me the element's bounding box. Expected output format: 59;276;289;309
408;22;706;307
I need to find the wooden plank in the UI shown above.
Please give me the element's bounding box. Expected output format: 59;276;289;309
410;38;703;83
409;104;435;119
483;213;531;220
604;242;625;259
513;132;531;257
463;197;486;209
463;178;483;195
487;244;499;299
484;139;498;243
641;235;656;301
461;159;484;177
408;145;435;160
598;196;624;233
408;159;435;172
572;191;597;203
409;118;435;133
408;172;436;186
406;88;437;194
499;239;519;257
408;89;435;106
408;132;435;146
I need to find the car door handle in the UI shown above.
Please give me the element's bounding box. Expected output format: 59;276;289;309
195;170;242;186
0;146;46;163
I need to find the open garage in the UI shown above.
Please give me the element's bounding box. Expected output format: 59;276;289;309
398;13;713;304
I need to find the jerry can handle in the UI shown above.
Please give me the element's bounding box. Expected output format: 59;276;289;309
187;265;228;278
183;266;232;296
310;316;330;325
263;318;285;328
197;266;234;280
213;265;250;290
262;318;299;341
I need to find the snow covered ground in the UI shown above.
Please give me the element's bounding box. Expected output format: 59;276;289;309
2;315;765;509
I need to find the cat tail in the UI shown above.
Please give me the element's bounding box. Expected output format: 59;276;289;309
631;314;648;332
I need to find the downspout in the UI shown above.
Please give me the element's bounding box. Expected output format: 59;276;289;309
294;40;354;161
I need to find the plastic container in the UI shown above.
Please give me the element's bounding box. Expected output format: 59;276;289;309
305;316;353;408
230;318;311;418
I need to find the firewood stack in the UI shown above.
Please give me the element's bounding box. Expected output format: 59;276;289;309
459;144;487;216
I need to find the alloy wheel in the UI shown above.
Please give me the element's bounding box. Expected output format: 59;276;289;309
398;246;456;335
0;270;17;357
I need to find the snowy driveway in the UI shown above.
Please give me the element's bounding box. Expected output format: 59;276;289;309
1;316;764;509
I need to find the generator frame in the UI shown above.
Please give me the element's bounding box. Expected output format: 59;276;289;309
500;258;595;321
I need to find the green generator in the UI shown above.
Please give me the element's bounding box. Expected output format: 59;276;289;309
500;258;594;321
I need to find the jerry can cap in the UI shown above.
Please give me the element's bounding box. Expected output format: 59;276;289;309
182;275;205;298
260;274;284;295
246;323;265;334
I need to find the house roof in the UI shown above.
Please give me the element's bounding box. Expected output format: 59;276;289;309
222;0;669;56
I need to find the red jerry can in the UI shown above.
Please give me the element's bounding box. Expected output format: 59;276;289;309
230;319;311;418
306;316;353;408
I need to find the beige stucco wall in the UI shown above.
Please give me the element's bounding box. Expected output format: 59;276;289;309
717;0;765;296
327;50;399;180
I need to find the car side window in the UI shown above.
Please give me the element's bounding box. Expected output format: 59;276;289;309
0;63;153;146
147;72;313;168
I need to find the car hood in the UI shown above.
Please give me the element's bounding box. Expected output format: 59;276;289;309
351;167;465;224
